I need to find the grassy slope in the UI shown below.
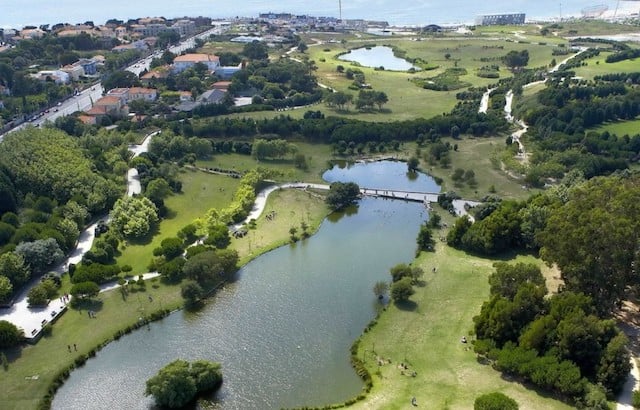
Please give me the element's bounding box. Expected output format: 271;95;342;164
351;244;572;410
424;136;538;201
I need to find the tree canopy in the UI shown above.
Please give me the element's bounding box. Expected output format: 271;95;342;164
539;174;640;313
325;182;360;211
0;128;119;213
110;196;159;238
145;359;222;408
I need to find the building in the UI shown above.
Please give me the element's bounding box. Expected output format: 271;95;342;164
78;58;98;75
214;65;242;80
60;64;84;81
172;19;196;36
172;53;220;73
140;66;170;86
476;13;526;25
31;70;70;84
128;87;158;102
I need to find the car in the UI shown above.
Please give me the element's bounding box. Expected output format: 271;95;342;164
57;102;62;106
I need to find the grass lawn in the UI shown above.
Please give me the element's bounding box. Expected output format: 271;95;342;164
592;117;640;136
0;275;184;410
196;141;334;183
351;243;573;410
290;33;561;122
230;188;329;266
424;136;537;201
573;51;640;80
116;168;240;274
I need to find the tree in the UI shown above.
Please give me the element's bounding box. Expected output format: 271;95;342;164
102;70;141;91
145;359;222;408
0;252;30;287
190;360;223;392
15;238;63;274
391;277;414;302
0;276;12;302
154;237;184;260
407;156;420;171
373;281;388;300
70;281;100;298
538;175;640;313
145;178;171;203
325;182;360;211
503;50;529;70
181;280;204;305
474;392;519;410
27;284;50;306
390;263;412;282
204;224;230;249
243;41;268;60
146;360;198;408
297;41;308;53
0;320;23;348
326;91;353;110
183;250;238;285
416;224;435;252
110;196;159;238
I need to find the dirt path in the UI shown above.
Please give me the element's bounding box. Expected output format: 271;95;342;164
616;301;640;409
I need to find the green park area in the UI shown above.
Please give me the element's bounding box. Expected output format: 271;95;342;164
352;244;572;410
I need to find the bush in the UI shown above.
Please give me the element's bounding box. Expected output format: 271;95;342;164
391;277;414;302
0;320;23;348
474;392;519;410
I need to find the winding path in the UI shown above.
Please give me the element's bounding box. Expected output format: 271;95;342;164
0;130;161;340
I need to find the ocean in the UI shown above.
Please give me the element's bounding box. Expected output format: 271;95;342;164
1;0;639;29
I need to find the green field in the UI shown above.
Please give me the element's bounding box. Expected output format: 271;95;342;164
351;244;572;410
573;51;640;80
289;32;563;122
592;117;640;136
426;136;537;201
1;276;184;410
196;141;334;183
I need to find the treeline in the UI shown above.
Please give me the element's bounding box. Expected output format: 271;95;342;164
180;104;507;145
474;262;629;406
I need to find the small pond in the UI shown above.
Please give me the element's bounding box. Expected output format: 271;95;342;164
323;160;440;193
338;46;419;71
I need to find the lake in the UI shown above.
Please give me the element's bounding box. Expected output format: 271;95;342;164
338;46;419;71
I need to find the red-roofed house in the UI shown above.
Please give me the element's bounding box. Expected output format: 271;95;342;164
172;53;220;73
128;87;158;102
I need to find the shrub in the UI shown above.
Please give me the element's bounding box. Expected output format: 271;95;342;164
474;392;519;410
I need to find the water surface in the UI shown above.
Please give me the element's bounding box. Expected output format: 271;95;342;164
338;46;419;71
52;198;428;409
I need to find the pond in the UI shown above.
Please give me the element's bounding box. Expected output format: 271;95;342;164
338;46;419;71
52;164;440;409
323;160;440;193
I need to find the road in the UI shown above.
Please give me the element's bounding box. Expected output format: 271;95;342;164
0;27;225;141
